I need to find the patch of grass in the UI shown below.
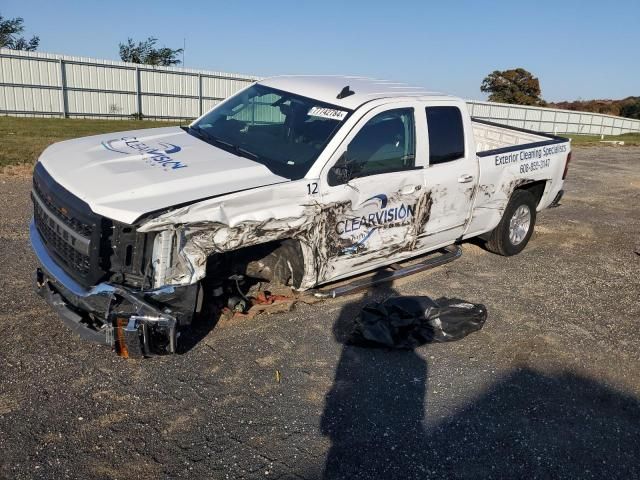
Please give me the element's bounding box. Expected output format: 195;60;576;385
0;116;183;169
564;132;640;146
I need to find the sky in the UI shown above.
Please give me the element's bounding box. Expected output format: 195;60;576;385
2;0;638;102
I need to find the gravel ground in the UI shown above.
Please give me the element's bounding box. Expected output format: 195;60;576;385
0;147;639;479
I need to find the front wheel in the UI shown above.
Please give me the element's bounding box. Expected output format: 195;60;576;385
486;189;537;256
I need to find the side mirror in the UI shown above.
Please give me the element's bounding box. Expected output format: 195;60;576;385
328;152;360;186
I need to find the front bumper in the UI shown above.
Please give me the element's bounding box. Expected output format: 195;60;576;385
30;221;194;355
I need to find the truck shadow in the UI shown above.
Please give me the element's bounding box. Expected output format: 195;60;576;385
176;297;223;354
320;275;431;479
320;281;640;479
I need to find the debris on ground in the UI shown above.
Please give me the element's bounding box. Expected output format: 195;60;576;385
220;289;318;323
348;296;487;349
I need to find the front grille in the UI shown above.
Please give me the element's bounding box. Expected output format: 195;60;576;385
33;179;93;237
33;193;92;274
32;163;107;287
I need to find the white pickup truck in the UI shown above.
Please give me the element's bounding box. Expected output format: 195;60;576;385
30;76;571;355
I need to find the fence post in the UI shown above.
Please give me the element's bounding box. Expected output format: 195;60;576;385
135;67;142;119
577;113;583;134
198;73;203;117
58;59;67;118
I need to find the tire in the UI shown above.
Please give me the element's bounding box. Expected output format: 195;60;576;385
486;189;537;256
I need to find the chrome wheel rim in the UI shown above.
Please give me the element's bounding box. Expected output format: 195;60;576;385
509;205;531;245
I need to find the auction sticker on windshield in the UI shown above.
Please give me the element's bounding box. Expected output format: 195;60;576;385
308;106;348;121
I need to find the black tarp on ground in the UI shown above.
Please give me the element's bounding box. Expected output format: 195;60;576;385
347;296;487;349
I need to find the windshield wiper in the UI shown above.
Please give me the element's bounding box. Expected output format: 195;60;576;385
186;126;260;162
236;146;259;160
186;125;222;146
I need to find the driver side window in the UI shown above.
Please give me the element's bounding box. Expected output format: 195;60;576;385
347;108;415;178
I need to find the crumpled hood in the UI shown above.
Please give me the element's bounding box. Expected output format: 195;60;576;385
37;126;288;224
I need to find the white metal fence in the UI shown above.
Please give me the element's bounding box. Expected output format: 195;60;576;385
0;49;259;120
2;49;639;136
467;101;640;136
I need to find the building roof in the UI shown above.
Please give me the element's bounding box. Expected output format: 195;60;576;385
258;75;455;110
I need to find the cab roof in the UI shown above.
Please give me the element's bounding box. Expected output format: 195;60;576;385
258;75;457;111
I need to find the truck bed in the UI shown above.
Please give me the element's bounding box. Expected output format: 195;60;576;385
472;119;551;154
462;117;570;240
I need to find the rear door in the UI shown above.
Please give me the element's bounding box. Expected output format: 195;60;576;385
418;103;478;242
317;102;429;282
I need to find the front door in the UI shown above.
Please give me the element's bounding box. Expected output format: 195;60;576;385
318;104;429;283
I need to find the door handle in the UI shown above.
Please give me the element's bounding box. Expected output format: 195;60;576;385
458;174;474;183
399;185;419;195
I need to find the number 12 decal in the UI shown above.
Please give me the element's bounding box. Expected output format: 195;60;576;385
307;182;319;195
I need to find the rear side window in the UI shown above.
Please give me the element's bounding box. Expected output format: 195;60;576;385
425;106;465;164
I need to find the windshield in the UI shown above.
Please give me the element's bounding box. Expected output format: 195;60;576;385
189;84;351;180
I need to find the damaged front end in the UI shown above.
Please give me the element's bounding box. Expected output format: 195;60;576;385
31;222;198;357
29;162;314;358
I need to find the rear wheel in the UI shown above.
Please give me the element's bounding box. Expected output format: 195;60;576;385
486;189;537;256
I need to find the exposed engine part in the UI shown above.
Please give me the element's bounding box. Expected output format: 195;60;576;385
227;296;249;313
229;274;249;299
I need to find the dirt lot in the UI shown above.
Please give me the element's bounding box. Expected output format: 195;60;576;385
0;147;639;479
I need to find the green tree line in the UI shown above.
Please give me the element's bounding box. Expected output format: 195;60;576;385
481;68;640;120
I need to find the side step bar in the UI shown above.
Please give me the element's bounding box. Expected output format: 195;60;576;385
309;245;462;299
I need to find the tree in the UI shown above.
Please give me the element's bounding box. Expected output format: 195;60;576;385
119;37;183;66
0;14;40;51
480;68;544;106
619;98;640;120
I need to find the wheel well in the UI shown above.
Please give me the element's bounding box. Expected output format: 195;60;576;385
206;239;305;289
478;180;547;242
517;180;547;207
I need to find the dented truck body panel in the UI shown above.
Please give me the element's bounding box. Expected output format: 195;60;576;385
29;76;570;353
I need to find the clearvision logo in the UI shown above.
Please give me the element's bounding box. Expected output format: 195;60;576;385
337;194;417;254
101;137;187;170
